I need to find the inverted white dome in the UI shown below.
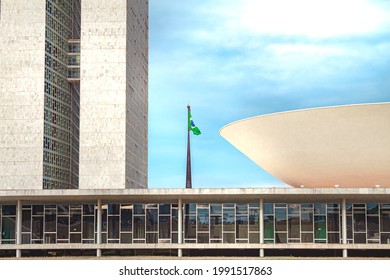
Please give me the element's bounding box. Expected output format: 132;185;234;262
220;103;390;188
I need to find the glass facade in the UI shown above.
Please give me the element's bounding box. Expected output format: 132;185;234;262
1;202;389;245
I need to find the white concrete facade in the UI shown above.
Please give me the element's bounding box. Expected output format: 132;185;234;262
79;0;148;190
0;0;46;190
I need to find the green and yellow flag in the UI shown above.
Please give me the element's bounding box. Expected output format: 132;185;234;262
188;110;201;135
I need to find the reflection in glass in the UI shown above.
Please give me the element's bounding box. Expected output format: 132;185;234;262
223;208;235;231
22;210;31;232
108;216;119;239
236;204;248;214
146;233;158;243
264;203;274;215
83;204;94;215
172;209;178;231
353;210;366;232
301;210;313;232
275;208;287;232
249;209;259;231
210;216;222;239
121;208;133;232
236;215;248;239
275;232;287;243
288;217;300;239
314;203;326;215
57;216;69;240
301;233;313;243
133;216;145;239
367;204;378;215
83;216;94;239
328;232;339;243
185;215;196;239
134;204;145;215
210;204;222;215
1;217;16;240
223;233;235;243
380;207;390;232
198;233;209;243
70;209;81;232
159;204;171;215
249;233;259;243
327;213;339;232
120;233;133;244
45;209;56;232
32;216;43;239
264;215;274;239
197;208;209;232
367;216;379;240
108;204;120;215
146;209;158;232
314;216;326;239
354;233;366;244
159;216;170;239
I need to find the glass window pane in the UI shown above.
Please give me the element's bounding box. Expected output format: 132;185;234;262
45;209;56;232
288;204;300;215
32;205;44;216
264;215;274;239
275;208;287;232
120;233;132;244
210;216;222;239
301;211;313;232
236;204;248;214
210;204;222;215
57;216;69;240
275;232;287;243
159;204;171;215
146;209;158;232
83;204;94;215
1;217;16;240
264;203;274;215
380;207;390;232
354;233;366;244
172;209;178;232
223;233;235;243
185;215;196;239
2;205;16;216
22;210;31;232
223;208;235;231
249;233;259;243
354;211;366;232
327;213;339;232
32;216;43;239
249;209;259;231
197;208;209;232
70;233;81;243
197;233;209;243
301;232;313;243
328;232;339;243
108;216;119;239
121;209;133;232
83;216;94;239
367;204;378;215
159;216;170;239
314;215;326;239
236;215;248;239
134;204;145;215
367;216;379;239
380;233;390;244
70;209;81;232
314;203;326;214
288;217;300;239
146;233;158;243
108;204;119;215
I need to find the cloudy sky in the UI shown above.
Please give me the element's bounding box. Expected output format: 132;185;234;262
148;0;390;189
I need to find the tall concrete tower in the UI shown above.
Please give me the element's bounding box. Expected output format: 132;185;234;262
0;0;148;190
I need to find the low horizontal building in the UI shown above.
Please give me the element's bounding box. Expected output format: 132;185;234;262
0;188;390;258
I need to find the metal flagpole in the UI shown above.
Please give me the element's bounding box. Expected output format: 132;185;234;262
186;105;192;188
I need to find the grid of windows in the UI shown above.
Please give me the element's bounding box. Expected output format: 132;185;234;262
43;0;80;189
1;203;389;245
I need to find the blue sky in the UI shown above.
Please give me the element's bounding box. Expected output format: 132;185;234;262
148;0;390;189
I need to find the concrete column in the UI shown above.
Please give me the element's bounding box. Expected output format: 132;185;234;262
96;199;102;257
178;199;183;257
342;198;348;258
16;200;22;258
259;198;264;257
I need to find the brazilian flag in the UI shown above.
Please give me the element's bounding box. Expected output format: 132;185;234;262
188;111;201;135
